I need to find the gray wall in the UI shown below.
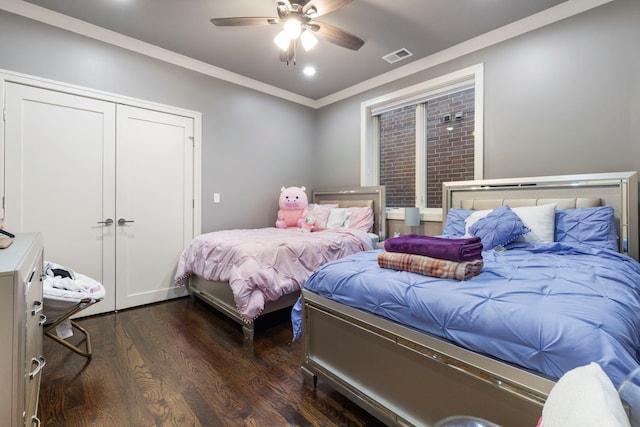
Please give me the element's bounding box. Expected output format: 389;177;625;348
2;0;639;232
0;10;316;232
313;0;640;188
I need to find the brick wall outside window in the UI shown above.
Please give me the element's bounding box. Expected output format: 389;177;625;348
379;88;475;208
379;105;416;207
426;88;475;208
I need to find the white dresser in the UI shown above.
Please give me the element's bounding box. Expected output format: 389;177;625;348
0;233;45;427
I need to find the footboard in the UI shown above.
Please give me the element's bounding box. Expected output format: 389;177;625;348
301;290;554;426
190;276;299;340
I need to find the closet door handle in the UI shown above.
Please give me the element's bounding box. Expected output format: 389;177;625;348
97;218;114;226
118;218;135;226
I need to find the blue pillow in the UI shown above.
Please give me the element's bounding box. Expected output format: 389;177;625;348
442;208;474;237
555;205;618;251
468;205;530;250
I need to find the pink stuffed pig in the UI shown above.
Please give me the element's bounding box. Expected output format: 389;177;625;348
275;186;309;229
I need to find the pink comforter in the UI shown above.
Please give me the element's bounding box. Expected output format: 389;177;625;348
175;227;373;322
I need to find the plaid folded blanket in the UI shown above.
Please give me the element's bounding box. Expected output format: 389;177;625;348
384;234;483;262
377;251;484;281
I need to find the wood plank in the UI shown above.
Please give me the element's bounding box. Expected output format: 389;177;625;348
39;296;386;426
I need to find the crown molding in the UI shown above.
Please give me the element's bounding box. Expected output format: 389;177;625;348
315;0;614;107
0;0;317;107
0;0;614;109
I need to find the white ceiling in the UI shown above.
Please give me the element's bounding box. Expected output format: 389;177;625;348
7;0;598;103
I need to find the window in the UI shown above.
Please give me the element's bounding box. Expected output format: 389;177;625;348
361;64;484;220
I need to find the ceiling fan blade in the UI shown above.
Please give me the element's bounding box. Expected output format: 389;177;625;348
210;17;279;26
303;0;353;17
291;0;312;8
310;21;364;50
276;1;291;19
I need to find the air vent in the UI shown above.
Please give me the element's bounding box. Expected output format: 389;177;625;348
382;48;414;64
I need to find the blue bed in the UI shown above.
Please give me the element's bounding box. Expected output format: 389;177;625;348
293;242;640;387
296;172;640;426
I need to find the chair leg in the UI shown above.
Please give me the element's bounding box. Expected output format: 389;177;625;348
43;297;99;358
45;319;93;358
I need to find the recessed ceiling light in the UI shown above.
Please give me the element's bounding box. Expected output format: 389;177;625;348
303;66;316;77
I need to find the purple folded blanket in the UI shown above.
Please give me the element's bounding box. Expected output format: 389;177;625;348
383;234;483;262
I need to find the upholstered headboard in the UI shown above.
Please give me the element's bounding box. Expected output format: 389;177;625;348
312;186;386;241
460;197;602;210
442;172;638;260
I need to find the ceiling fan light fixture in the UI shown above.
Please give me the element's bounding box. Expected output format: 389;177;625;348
274;31;291;50
210;0;365;64
300;30;318;51
284;18;302;39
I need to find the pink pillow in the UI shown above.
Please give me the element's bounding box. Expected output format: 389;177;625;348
307;204;339;230
346;207;374;232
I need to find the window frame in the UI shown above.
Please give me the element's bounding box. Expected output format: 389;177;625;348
360;64;484;222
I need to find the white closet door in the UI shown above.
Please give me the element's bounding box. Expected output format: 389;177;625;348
4;82;117;316
114;105;193;310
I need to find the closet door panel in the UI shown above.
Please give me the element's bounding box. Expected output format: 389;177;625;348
4;83;116;315
115;105;193;310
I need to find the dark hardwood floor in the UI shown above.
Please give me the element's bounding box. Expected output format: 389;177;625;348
39;296;387;427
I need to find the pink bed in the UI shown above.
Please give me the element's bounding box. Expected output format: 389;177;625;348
175;227;373;322
175;186;386;340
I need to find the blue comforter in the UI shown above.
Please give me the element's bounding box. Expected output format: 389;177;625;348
292;242;640;387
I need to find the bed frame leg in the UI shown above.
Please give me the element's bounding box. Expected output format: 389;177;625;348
242;324;254;341
301;365;317;389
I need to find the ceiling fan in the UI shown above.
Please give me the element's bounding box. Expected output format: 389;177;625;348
210;0;364;65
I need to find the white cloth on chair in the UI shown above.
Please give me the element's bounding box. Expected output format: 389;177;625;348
45;261;76;280
43;261;105;339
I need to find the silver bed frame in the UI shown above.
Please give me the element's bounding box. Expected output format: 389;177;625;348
189;186;386;341
301;171;638;426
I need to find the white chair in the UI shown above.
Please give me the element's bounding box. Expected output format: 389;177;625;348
42;262;105;358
